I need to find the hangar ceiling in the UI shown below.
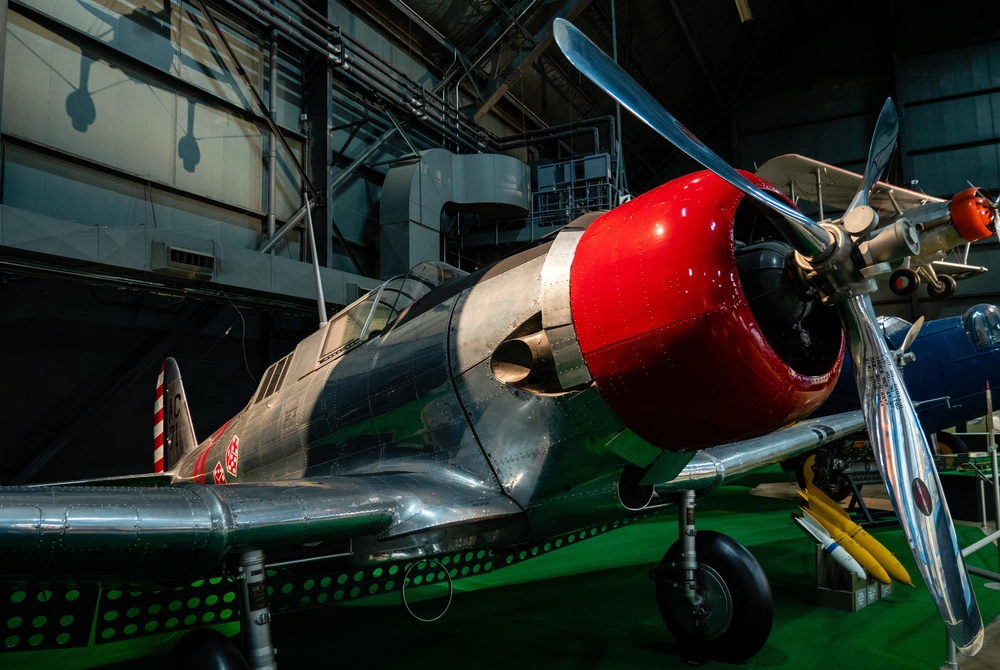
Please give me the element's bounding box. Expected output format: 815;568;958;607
343;0;1000;198
343;0;886;190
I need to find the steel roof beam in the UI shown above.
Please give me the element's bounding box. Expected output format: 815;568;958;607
668;0;725;110
473;0;592;121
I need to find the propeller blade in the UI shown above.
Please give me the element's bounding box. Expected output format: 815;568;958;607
848;98;899;212
552;18;834;261
900;315;925;354
841;295;983;655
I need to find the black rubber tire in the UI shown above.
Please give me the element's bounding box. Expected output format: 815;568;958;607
936;431;969;455
928;274;957;299
889;268;920;296
656;531;773;663
168;629;250;670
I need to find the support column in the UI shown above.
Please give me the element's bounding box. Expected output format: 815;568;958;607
266;25;278;238
0;0;9;202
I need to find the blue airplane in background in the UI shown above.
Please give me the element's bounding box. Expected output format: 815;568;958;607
795;304;1000;498
819;304;1000;440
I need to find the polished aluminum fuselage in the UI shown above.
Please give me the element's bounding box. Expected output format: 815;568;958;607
174;244;632;549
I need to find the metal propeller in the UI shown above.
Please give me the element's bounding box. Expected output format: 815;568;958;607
842;298;981;653
847;98;899;213
549;20;833;262
553;17;984;655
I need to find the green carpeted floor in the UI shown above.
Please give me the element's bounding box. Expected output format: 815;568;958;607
13;469;1000;668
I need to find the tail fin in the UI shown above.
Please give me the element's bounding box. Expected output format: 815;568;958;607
154;358;198;472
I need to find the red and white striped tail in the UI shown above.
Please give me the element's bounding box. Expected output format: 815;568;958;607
153;364;165;472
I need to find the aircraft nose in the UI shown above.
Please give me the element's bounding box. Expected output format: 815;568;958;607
951;188;995;242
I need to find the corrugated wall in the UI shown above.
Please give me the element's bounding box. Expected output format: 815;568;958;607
734;7;1000;321
4;0;304;259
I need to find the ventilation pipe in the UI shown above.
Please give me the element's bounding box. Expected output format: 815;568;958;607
379;149;530;277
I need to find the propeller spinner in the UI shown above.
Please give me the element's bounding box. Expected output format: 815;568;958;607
553;17;984;655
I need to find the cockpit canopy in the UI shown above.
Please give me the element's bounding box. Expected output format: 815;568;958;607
319;261;467;363
963;304;1000;352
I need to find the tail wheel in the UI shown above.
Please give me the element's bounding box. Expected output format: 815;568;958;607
928;274;958;299
889;268;920;296
936;431;969;455
656;531;773;663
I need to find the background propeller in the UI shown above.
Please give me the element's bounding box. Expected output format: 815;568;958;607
900;315;925;355
553;17;984;655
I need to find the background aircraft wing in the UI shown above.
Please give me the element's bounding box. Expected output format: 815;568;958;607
756;154;943;218
931;259;989;281
0;470;523;582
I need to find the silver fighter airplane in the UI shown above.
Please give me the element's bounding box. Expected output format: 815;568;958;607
0;19;987;669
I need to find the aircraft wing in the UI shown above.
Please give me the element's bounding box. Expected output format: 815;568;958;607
756;154;943;218
931;260;988;280
0;470;523;582
646;410;866;490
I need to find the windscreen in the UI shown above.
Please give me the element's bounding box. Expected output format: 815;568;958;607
320;261;467;363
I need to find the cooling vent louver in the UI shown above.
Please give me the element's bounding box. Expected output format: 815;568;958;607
255;354;292;404
151;242;216;279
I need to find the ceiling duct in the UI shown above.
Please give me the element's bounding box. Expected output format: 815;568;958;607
379;149;530;277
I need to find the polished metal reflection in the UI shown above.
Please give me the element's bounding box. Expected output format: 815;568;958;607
655;411;865;492
0;480;390;579
850;98;899;213
540;227;592;388
843;295;983;655
552;18;834;261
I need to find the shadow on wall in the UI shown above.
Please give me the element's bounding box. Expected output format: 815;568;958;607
68;1;174;130
66;1;212;173
178;99;201;172
65;52;96;132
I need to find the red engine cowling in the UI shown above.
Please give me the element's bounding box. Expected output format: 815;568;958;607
570;170;844;451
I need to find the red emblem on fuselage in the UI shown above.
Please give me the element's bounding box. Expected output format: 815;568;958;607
225;436;239;477
213;461;227;485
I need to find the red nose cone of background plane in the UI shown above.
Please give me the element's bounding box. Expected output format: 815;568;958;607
569;171;843;452
951;187;995;242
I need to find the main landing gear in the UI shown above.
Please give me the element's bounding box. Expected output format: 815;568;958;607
649;491;773;664
889;266;957;300
170;549;276;669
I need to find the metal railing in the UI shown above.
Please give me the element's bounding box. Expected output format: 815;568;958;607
944;388;999;668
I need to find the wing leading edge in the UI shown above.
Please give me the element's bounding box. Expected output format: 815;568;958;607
0;472;523;582
647;410;866;491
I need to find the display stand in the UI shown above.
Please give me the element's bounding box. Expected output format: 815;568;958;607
814;545;892;612
843;472;896;528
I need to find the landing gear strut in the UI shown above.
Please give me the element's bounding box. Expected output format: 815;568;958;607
237;549;278;670
171;549;275;669
650;491;773;663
